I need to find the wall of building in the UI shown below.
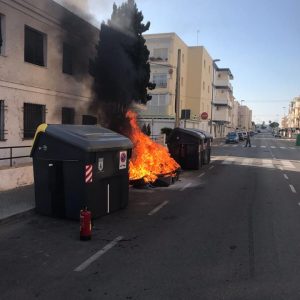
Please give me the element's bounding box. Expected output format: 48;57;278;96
0;0;98;147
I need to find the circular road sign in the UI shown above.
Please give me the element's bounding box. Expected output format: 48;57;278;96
201;112;208;120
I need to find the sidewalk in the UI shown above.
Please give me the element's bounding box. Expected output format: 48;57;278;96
0;185;35;222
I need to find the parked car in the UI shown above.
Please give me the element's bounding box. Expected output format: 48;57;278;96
274;133;282;138
242;131;247;140
225;132;239;144
237;131;244;141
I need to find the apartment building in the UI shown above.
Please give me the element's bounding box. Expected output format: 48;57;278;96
231;100;240;130
238;105;252;131
288;97;300;129
140;33;213;135
0;0;98;189
212;64;234;137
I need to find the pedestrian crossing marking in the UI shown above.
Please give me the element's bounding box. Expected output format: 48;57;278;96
241;158;252;166
222;157;235;164
280;160;296;169
219;157;295;170
217;144;298;150
262;159;275;168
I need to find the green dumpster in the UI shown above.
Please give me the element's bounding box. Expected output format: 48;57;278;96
296;134;300;146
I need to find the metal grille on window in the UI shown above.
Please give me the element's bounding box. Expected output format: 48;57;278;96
23;103;46;139
24;26;45;66
0;100;4;140
62;107;75;124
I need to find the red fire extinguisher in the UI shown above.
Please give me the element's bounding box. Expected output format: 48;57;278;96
80;207;92;241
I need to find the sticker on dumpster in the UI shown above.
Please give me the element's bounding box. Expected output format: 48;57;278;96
98;158;104;172
119;151;127;169
85;164;93;183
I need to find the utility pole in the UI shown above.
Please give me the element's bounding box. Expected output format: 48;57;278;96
175;49;181;128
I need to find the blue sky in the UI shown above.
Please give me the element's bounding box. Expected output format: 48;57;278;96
57;0;300;124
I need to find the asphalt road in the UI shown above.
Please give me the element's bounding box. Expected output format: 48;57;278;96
1;132;300;299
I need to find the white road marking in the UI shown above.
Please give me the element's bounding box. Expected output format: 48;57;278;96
289;147;296;150
180;183;192;192
222;157;234;165
280;147;286;149
197;172;205;178
280;160;295;169
283;174;289;180
74;236;123;272
270;146;276;149
241;158;252;166
289;185;297;194
233;145;238;147
298;203;300;206
251;145;257;148
262;159;274;168
148;200;169;216
261;146;266;148
209;165;214;170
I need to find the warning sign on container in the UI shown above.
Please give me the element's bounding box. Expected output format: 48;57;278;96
119;151;127;169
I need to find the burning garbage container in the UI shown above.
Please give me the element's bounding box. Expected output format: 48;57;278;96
167;128;205;170
30;124;132;219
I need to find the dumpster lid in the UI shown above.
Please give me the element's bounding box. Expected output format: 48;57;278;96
33;124;133;153
187;129;213;140
170;127;205;140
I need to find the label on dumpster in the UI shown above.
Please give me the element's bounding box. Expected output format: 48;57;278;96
119;151;127;169
98;158;104;172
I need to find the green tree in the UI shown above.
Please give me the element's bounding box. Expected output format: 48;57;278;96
269;122;279;128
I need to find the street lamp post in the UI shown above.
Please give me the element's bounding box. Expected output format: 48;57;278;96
210;59;220;135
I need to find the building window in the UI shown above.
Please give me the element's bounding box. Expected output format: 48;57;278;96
24;26;46;66
153;73;167;88
0;14;5;55
182;53;184;63
82;115;97;125
181;77;184;86
62;43;73;75
203;81;205;90
147;94;169;115
204;60;206;68
152;48;168;61
209;65;211;74
62;107;75;124
0;100;5;141
23;103;46;139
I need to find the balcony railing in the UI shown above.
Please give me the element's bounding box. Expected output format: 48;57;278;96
0;146;32;167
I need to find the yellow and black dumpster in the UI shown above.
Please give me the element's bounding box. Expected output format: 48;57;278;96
30;124;132;219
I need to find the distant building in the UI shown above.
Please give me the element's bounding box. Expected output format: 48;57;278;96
140;33;214;135
212;63;234;137
231;100;240;130
238;105;252;131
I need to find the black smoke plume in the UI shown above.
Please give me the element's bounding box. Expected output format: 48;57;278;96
60;3;98;81
89;0;154;135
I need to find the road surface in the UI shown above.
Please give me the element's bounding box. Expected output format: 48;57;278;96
1;132;300;299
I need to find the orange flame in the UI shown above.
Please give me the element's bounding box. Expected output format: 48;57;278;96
127;110;180;183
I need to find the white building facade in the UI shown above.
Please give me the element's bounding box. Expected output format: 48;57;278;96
0;0;98;190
